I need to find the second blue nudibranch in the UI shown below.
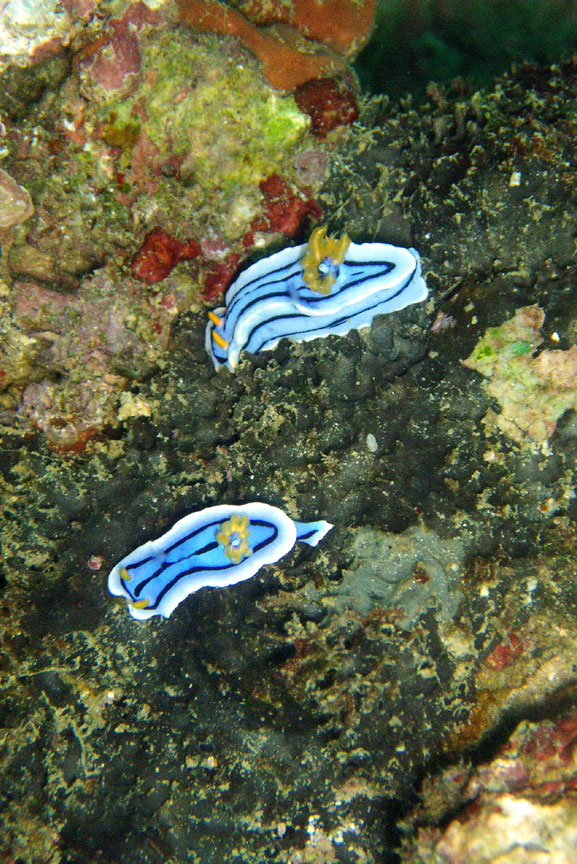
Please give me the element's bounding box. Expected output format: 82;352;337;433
108;503;333;620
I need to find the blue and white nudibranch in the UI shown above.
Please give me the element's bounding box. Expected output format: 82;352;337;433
206;225;428;371
108;503;333;620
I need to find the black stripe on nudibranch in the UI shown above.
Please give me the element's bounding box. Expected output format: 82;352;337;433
227;287;293;327
125;553;156;571
225;259;303;320
205;229;428;372
163;518;223;557
295;260;398;307
130;519;278;609
194;540;220;556
245;268;419;354
124;518;225;595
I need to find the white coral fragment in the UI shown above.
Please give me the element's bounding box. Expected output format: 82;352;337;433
0;168;34;228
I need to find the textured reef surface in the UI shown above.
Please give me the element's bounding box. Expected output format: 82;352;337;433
1;2;577;863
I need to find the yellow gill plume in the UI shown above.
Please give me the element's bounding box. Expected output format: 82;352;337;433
301;225;351;295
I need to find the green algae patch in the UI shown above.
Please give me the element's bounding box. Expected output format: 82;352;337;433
463;305;577;445
97;30;309;195
101;115;141;154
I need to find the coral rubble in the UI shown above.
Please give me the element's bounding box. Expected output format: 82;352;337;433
405;708;577;864
463;306;577;445
0;11;326;448
0;167;34;228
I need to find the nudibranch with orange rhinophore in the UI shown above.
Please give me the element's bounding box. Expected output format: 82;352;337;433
205;225;428;371
108;503;333;620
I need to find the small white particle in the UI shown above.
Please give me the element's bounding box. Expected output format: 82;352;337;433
509;170;522;187
551;332;560;342
366;433;378;453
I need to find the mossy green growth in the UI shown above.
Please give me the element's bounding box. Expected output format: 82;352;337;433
467;314;543;377
102;115;141;156
97;30;309;194
469;340;494;364
509;340;533;356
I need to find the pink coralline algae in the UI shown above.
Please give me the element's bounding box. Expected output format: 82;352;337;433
18;375;123;453
87;555;103;571
294;149;329;187
431;310;457;333
200;227;230;261
0;168;34;228
77;1;165;93
8;271;178;451
60;0;97;19
91;19;141;92
463;305;577;444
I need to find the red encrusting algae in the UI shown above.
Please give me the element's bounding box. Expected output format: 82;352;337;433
202;254;242;301
251;173;323;236
294;76;359;137
131;227;201;285
201;175;322;299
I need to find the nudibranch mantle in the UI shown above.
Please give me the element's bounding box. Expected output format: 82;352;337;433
108;503;333;620
206;225;428;371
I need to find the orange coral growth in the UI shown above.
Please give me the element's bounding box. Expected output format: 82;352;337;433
237;0;376;57
176;0;364;90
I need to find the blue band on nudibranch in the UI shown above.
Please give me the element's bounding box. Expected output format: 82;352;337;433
108;503;333;620
205;225;429;371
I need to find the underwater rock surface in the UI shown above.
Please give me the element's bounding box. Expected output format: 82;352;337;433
1;13;577;864
404;707;577;864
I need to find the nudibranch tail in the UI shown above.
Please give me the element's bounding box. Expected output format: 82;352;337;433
294;519;333;547
108;503;333;621
205;225;428;372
